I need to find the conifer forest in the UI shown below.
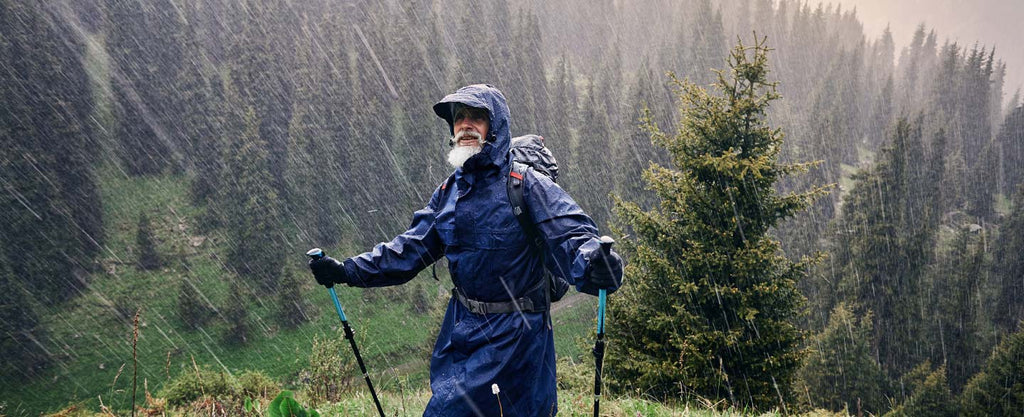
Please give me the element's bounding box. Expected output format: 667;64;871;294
2;0;1024;415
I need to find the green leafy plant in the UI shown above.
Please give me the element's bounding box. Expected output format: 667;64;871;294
269;390;321;417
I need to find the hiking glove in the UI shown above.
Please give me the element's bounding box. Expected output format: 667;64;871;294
581;250;623;296
309;255;348;288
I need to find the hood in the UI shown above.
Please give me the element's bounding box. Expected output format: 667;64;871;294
433;84;511;172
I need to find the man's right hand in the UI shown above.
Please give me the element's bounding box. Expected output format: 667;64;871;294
309;256;348;288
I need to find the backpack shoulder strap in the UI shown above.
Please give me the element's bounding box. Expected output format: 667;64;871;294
507;161;544;249
431;173;456;281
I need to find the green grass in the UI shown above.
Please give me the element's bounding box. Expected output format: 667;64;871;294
320;389;845;417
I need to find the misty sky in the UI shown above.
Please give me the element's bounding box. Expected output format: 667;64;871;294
837;0;1024;107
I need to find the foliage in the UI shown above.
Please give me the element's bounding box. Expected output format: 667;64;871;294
268;390;321;417
160;367;239;407
885;362;957;417
0;0;100;307
833;118;937;378
556;356;593;393
238;370;279;400
993;186;1024;332
960;326;1024;416
607;37;827;411
923;226;992;391
305;334;354;403
795;304;888;414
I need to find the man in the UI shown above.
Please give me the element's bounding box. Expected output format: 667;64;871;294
309;84;622;416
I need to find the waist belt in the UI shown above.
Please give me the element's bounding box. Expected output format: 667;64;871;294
452;287;547;315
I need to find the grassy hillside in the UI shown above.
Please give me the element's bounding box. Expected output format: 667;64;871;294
0;170;601;416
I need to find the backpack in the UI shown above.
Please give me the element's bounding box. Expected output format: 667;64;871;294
506;135;571;303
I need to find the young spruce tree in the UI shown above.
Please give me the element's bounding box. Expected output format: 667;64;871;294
607;37;827;410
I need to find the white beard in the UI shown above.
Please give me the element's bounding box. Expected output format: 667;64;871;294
447;130;484;168
447;143;482;168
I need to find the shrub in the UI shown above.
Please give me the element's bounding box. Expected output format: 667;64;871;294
306;334;354;402
160;367;240;407
238;370;280;400
556;356;592;393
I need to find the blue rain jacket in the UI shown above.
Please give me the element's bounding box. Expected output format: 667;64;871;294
339;84;617;416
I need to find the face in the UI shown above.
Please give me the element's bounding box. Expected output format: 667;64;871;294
452;106;489;147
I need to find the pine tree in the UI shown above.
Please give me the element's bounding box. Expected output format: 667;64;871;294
925;227;990;391
608;37;826;410
574;83;614;229
836;119;934;378
998;105;1024;196
222;106;286;292
284;12;350;246
796;304;889;414
887;362;957;417
1;0;100;302
175;4;226;205
228;0;297;198
687;0;727;87
105;0;182;176
275;272;310;329
177;276;214;330
135;213;162;271
548;54;581;190
0;239;49;376
223;281;250;345
960;326;1024;416
993;186;1024;332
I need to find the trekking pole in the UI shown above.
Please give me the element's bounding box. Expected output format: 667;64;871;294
306;248;386;417
593;236;614;417
593;288;607;417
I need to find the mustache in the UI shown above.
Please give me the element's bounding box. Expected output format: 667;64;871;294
455;130;483;141
450;130;484;147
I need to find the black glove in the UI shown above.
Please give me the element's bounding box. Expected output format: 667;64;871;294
308;255;348;288
580;249;623;296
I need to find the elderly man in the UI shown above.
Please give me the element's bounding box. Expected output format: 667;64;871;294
309;84;622;416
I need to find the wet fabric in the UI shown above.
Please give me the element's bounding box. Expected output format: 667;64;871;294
340;84;613;416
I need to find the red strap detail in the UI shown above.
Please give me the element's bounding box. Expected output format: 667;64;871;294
440;182;447;190
510;171;524;180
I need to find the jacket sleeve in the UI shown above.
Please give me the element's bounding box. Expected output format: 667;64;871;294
523;171;619;292
342;187;446;288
